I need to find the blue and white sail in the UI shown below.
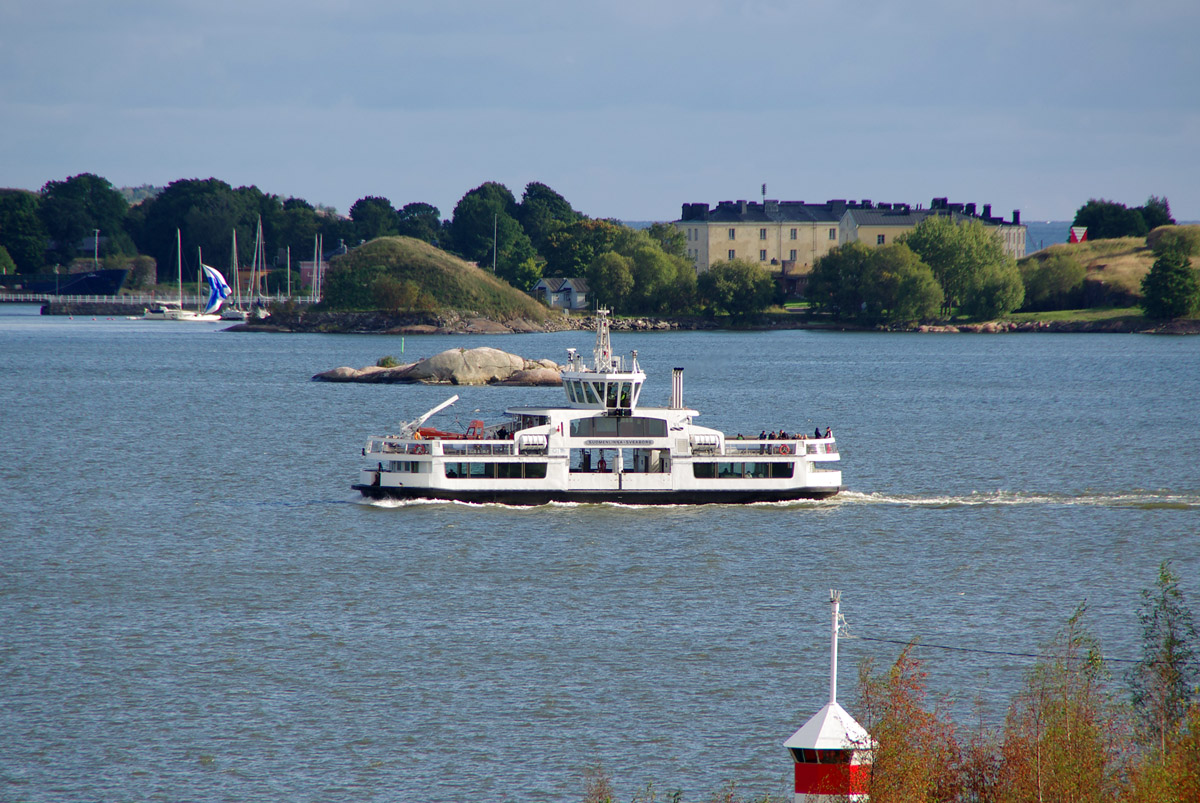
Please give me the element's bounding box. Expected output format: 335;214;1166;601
201;264;232;314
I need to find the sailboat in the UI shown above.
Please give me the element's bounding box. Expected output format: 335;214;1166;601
141;229;226;321
221;228;248;321
246;216;271;319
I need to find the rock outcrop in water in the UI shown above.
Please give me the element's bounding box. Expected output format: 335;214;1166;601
313;346;562;385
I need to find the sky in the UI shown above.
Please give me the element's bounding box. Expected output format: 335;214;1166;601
2;0;1198;223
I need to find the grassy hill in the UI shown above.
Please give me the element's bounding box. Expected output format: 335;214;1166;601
323;236;551;323
1020;236;1152;301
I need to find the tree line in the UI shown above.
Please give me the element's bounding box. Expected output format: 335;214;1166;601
3;178;1195;321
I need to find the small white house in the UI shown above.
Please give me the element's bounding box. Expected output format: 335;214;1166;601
533;277;590;310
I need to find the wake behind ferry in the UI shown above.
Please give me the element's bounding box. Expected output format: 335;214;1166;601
354;311;843;505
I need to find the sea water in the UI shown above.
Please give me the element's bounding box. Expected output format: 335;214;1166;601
1;304;1197;801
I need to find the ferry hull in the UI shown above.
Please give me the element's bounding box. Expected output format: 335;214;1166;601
353;484;843;505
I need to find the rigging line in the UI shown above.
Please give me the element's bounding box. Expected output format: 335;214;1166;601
853;635;1143;664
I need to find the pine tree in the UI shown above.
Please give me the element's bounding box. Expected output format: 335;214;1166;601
1141;249;1200;319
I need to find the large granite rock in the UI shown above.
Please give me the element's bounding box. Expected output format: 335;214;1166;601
313;347;562;385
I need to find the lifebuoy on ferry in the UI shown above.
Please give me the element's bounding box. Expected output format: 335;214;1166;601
413;444;427;455
779;444;791;455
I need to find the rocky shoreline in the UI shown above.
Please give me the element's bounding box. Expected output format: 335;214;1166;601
313;346;563;386
35;302;1200;335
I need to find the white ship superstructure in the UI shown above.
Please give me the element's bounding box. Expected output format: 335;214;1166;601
354;311;842;505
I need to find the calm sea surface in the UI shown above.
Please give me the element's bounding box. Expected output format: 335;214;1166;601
1;304;1197;802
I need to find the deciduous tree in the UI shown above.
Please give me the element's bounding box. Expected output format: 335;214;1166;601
1129;561;1200;757
1073;198;1150;240
39;173;131;263
349;196;399;242
0;189;47;273
698;258;775;318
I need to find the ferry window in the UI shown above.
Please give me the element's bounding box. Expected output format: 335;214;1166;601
693;463;717;479
606;383;618;407
771;462;795;478
618;383;631;408
585;383;601;405
592;417;618;436
525;462;547;479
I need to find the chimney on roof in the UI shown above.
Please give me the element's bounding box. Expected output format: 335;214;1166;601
828;199;847;215
965;202;976;216
931;197;948;210
765;199;779;215
738;200;748;214
1012;210;1021;225
982;204;992;219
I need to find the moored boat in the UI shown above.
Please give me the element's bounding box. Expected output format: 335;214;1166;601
353;311;843;505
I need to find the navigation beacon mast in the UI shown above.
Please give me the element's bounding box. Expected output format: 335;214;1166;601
783;590;873;802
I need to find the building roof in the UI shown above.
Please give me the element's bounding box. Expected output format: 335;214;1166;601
536;277;589;293
679;197;1024;228
783;701;872;751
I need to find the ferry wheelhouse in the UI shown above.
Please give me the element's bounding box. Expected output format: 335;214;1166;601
354;311;843;505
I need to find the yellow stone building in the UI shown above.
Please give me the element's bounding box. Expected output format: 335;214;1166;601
674;197;1027;280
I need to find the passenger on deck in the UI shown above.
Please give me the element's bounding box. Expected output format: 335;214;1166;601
597;455;608;472
814;426;822;439
497;426;508;440
825;427;832;439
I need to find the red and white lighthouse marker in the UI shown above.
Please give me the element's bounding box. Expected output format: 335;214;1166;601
783;590;872;802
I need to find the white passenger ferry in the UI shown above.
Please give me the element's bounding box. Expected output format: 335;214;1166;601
354;311;843;505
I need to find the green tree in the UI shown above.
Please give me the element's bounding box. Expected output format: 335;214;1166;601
1141;249;1200;319
396;202;441;244
960;260;1024;320
39;173;132;263
999;604;1126;803
586;251;634;312
517;182;580;254
1130;561;1200;757
808;241;876;320
1073;199;1150;240
0;189;48;272
542;218;630;277
1138;196;1176;231
1020;252;1086;311
646;222;687;259
870;244;944;323
447;181;520;266
627;244;679;314
0;244;16;275
903;215;1021;318
698;258;775;318
349;196;399;243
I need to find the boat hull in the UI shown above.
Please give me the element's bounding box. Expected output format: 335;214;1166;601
353;483;843;505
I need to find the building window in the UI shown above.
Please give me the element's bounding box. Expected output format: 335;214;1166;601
828;228;837;240
728;249;736;260
759;249;767;261
790;228;797;240
877;234;886;245
728;228;736;240
789;249;797;261
759;228;767;240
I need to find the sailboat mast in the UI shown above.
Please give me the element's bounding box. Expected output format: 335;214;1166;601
176;229;182;308
196;246;203;312
232;229;241;311
286;246;291;299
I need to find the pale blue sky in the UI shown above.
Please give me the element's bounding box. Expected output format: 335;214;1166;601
2;0;1197;222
